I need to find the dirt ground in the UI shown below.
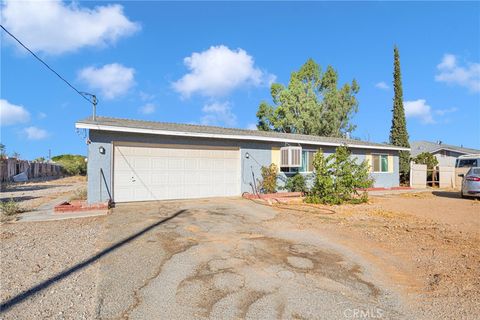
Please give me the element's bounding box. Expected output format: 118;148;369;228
0;176;86;220
270;191;480;319
0;186;478;319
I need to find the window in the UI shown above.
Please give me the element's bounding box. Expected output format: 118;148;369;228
456;159;478;168
372;154;389;172
301;151;316;172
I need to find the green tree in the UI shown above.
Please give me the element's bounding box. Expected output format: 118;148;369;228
413;152;438;170
306;146;373;204
51;154;87;176
284;173;308;193
34;157;46;163
259;163;278;194
256;59;360;137
389;46;411;183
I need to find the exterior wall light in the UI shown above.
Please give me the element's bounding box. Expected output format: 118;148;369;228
245;152;250;159
99;146;106;155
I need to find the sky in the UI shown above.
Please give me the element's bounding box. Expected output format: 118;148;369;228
1;1;479;160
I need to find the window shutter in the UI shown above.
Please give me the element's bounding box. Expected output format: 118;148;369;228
365;154;373;172
388;155;393;172
271;147;281;171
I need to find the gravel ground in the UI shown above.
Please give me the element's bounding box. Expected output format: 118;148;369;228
1;176;86;222
272;192;480;319
0;217;104;319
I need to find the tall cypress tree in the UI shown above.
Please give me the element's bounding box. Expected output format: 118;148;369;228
389;46;410;183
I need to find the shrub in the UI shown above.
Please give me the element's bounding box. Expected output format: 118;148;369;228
259;163;278;194
70;188;87;201
413;152;438;169
306;146;373;205
52;154;87;176
284;173;308;193
0;199;26;216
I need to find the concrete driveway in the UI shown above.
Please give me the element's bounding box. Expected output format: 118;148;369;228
96;198;409;319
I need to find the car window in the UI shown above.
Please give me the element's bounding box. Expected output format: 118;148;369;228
457;159;478;168
472;168;480;175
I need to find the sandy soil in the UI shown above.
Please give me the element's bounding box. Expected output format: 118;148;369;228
271;191;480;319
0;176;86;221
0;216;104;319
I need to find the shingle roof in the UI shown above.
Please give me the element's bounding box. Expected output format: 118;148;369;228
76;116;409;151
411;140;480;157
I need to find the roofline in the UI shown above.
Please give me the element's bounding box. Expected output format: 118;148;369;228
429;147;477;155
75;122;410;152
458;154;480;159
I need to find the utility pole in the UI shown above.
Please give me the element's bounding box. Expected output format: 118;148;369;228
80;92;98;121
92;95;97;121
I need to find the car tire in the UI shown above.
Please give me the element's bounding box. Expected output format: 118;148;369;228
461;190;467;199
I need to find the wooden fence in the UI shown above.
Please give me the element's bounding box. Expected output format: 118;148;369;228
0;159;62;183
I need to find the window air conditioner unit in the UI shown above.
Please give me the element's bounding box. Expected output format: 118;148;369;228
280;146;302;167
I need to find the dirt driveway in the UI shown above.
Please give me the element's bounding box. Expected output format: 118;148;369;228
1;192;478;319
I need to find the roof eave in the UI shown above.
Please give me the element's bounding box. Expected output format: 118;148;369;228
75;122;410;152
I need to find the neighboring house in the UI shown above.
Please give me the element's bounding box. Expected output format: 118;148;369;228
411;141;480;167
76;117;409;204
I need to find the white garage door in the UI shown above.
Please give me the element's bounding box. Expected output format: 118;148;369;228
113;144;241;202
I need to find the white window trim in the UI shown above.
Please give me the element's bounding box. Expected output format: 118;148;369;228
371;153;390;173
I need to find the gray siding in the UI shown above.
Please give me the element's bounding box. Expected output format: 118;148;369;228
276;147;400;189
87;130;400;203
88;130;272;203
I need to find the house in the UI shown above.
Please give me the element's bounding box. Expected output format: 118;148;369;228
410;140;480;167
75;117;409;204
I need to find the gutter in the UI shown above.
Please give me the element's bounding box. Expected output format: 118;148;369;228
75;122;411;152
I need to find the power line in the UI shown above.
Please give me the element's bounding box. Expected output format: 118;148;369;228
0;24;94;105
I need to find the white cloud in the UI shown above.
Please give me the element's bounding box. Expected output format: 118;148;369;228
435;54;480;92
78;63;135;99
23;126;48;140
404;100;459;124
246;123;258;130
139;103;156;115
404;99;435;124
434;107;458;116
38;112;47;119
375;81;389;90
201;101;237;127
173;45;275;98
0;0;140;55
139;91;155;102
0;99;30;126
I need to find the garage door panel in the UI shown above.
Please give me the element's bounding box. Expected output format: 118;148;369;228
114;145;240;202
152;158;168;170
184;158;197;170
151;173;169;185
